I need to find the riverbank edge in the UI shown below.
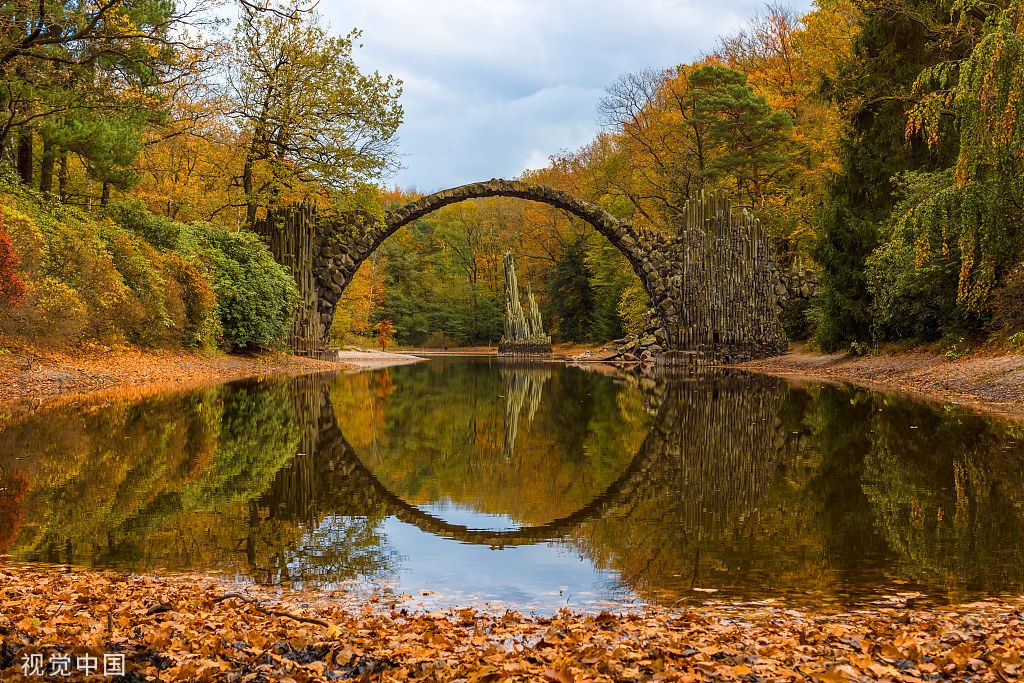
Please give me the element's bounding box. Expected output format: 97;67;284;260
0;564;1021;682
3;337;1024;419
738;345;1024;420
0;336;422;414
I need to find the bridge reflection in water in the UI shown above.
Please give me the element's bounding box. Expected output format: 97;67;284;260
5;359;1023;608
252;366;798;599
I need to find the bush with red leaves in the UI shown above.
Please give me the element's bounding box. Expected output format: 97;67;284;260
0;208;26;308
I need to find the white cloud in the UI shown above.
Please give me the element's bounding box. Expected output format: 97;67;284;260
317;0;817;190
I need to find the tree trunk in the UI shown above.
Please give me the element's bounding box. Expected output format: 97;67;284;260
39;138;56;195
243;156;257;223
17;129;32;185
58;154;69;201
100;182;110;207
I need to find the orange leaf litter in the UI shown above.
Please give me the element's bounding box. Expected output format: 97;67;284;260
1;566;1022;682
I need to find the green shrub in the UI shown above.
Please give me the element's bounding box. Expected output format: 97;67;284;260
34;277;89;341
41;219;143;341
780;297;811;341
187;225;298;350
98;222;174;344
865;237;973;342
103;199;182;250
944;335;971;360
101;199;224;348
162;252;220;349
1;171;300;352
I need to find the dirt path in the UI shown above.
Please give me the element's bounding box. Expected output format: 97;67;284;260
741;345;1024;418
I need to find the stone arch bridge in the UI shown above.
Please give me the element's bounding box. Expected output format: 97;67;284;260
256;179;789;363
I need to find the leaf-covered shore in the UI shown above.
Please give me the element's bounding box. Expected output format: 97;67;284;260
1;566;1021;682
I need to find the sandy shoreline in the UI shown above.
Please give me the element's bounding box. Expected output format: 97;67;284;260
739;346;1024;419
0;336;422;414
2;334;1023;419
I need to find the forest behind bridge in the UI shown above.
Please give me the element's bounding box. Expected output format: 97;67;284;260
1;0;1023;356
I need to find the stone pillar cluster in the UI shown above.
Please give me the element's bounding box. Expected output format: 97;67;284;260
501;363;550;462
663;190;789;366
605;192;789;367
252;202;326;357
637;373;790;538
499;251;552;357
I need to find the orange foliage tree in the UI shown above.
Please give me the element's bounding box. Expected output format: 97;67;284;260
374;319;396;350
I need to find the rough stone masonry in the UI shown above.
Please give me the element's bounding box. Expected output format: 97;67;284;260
262;179;790;364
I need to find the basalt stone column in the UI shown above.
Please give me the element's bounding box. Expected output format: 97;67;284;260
499;251;552;357
252;202;324;355
657;191;788;367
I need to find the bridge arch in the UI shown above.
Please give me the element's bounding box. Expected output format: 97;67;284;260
328;424;658;548
316;384;670;548
313;179;677;347
286;374;786;547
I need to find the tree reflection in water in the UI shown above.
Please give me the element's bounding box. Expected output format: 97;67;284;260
2;360;1023;607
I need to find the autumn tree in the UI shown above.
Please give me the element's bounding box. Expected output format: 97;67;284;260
597;67;704;228
864;0;1024;340
717;4;801;110
131;63;245;224
596;63;791;233
715;1;860;259
688;64;793;210
227;0;403;222
812;0;997;350
0;0;203;200
374;318;395;350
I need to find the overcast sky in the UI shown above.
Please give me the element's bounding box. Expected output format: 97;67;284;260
318;0;817;193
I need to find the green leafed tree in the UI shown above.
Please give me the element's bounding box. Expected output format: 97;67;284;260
893;1;1024;316
0;0;195;198
597;63;792;231
687;64;793;210
547;234;594;342
811;0;983;350
228;0;403;222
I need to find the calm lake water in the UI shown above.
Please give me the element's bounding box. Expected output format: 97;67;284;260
1;357;1022;613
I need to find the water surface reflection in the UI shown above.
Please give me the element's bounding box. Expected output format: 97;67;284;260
1;359;1022;611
